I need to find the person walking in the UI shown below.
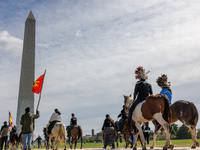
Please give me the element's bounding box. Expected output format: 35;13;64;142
142;122;150;145
20;107;39;150
34;135;42;148
124;66;153;131
0;121;11;150
102;114;115;149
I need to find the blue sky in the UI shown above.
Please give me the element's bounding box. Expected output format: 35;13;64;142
1;0;200;138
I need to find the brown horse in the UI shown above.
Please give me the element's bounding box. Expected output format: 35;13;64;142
124;94;173;150
114;120;143;148
9;133;19;150
151;100;199;149
68;125;83;149
114;120;134;148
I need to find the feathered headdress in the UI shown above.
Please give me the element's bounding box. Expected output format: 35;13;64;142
156;74;171;89
135;66;150;80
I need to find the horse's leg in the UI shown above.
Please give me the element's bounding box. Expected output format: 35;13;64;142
64;135;66;150
124;134;128;148
150;120;163;149
74;137;77;149
155;115;172;150
49;136;53;150
133;132;138;150
116;133;120;148
80;137;82;149
135;122;146;150
129;131;133;148
186;125;199;148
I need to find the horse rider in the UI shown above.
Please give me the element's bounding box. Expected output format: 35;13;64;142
117;105;127;131
124;66;153;131
47;108;62;135
156;74;172;105
102;114;115;149
0;121;11;150
67;113;77;135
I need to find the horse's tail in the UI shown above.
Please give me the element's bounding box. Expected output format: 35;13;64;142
59;123;66;143
189;102;199;126
161;95;172;124
78;126;83;139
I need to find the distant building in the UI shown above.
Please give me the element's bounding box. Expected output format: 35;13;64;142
92;129;94;136
96;132;102;137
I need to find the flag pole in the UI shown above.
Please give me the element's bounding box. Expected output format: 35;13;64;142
36;70;46;110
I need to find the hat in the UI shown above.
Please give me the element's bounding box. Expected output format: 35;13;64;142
135;66;150;80
156;74;171;89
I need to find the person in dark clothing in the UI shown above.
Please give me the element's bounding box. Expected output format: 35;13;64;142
0;121;11;150
102;114;115;149
67;113;77;135
117;105;127;131
34;135;42;148
124;66;153;131
142;122;150;145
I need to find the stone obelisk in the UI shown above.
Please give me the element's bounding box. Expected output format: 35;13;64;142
16;11;35;133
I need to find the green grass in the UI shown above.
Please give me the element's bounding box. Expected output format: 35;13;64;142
33;139;200;149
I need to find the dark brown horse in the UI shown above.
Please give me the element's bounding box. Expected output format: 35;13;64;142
9;133;19;150
68;125;83;149
151;100;199;149
124;94;173;150
114;120;135;148
114;119;144;148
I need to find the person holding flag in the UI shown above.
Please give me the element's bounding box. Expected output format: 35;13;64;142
20;107;39;150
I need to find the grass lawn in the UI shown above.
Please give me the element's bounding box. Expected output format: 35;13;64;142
35;139;200;149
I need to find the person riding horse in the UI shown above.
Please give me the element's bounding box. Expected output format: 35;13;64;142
47;108;62;135
67;113;77;136
117;105;127;131
156;74;172;105
124;66;153;131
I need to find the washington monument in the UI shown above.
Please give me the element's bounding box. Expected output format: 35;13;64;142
16;11;35;133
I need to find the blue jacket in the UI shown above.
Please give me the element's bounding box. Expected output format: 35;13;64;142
160;88;172;105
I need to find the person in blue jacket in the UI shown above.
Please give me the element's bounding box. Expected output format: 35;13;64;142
156;74;172;105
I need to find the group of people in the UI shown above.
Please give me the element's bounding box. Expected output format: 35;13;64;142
0;106;78;150
102;66;172;149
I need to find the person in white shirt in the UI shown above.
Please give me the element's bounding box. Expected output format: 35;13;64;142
47;109;62;135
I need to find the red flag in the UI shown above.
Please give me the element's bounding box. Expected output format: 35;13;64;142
9;111;13;128
32;74;44;94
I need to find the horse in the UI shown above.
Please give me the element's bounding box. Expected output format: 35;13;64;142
47;122;67;150
67;125;83;149
9;132;19;150
114;120;143;148
151;100;199;149
124;94;174;150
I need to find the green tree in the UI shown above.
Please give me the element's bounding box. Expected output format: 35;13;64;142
171;123;178;138
176;124;191;139
197;128;200;139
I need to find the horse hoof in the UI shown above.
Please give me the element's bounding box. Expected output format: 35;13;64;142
191;146;196;149
142;148;146;150
150;146;154;149
170;144;174;150
196;142;200;147
133;147;137;150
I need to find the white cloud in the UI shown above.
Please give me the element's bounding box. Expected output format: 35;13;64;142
1;0;200;137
